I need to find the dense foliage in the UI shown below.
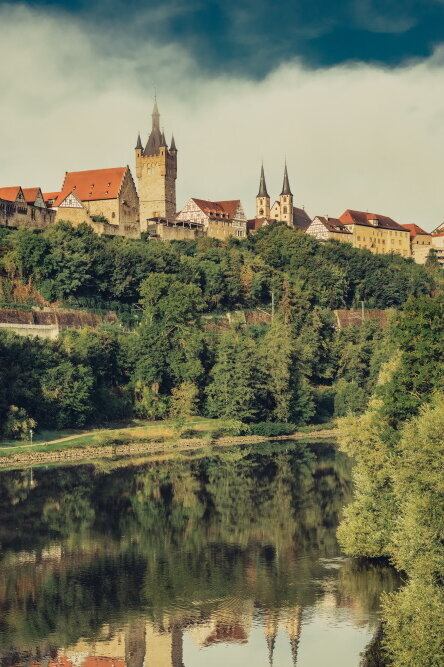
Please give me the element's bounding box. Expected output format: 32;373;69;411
0;221;439;436
0;221;434;310
337;295;444;666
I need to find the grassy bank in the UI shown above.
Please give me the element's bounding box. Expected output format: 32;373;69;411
0;418;337;469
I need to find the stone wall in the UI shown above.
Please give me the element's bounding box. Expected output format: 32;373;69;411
0;308;118;339
151;221;203;241
0;199;55;230
334;308;395;329
207;219;238;240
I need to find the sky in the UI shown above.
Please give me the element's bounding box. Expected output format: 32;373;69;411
1;0;444;229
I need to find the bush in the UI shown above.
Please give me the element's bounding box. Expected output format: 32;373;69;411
221;420;251;436
249;422;296;437
3;406;37;440
334;379;368;417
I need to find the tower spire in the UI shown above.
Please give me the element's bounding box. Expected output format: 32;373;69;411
144;98;162;156
281;162;292;195
257;163;269;197
135;132;142;150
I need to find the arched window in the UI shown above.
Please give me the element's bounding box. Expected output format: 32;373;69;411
259;208;264;216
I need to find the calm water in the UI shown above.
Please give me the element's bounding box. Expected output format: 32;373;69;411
0;441;400;666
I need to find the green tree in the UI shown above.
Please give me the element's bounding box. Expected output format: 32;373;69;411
206;331;263;422
170;382;198;433
42;361;94;428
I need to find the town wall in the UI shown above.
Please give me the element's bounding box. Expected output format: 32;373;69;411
0;199;55;230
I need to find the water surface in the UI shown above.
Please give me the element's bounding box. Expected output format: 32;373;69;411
0;441;399;666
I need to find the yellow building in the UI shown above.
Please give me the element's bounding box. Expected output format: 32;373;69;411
51;166;140;238
135;100;177;227
338;209;411;257
306;216;354;243
400;224;432;264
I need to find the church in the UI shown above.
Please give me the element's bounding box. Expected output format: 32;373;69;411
248;164;311;233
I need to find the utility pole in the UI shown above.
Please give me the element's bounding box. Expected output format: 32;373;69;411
271;291;275;321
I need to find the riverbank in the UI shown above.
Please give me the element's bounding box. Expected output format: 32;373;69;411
0;426;338;469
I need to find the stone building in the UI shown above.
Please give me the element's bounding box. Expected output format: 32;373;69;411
338;209;411;257
136;100;177;228
400;223;432;264
306;215;353;243
0;186;55;230
176;198;247;239
146;217;204;241
51;166;140;238
253;164;311;231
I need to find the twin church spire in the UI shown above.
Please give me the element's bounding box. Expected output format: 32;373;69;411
256;163;294;226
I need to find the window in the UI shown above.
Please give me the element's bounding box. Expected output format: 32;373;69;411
112;212;116;219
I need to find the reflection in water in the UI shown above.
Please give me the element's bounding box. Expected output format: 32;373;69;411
0;441;400;666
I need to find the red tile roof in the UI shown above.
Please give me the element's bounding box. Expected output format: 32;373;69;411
314;216;352;234
44;191;61;203
55;167;127;206
191;198;241;220
247;218;276;232
339;209;408;232
22;187;43;204
400;223;431;238
0;186;22;202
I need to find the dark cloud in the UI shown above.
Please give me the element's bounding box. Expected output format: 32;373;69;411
10;1;444;75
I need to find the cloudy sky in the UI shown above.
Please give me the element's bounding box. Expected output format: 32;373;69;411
1;1;444;229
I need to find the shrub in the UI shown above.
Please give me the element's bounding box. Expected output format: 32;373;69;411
249;422;296;437
221;420;251;436
3;406;37;440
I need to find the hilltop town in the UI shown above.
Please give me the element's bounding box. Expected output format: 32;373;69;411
1;101;443;266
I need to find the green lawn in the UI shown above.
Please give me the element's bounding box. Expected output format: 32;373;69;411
0;417;224;457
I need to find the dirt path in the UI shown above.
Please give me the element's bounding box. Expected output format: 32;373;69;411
0;429;338;469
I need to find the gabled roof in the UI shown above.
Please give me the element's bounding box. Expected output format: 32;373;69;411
54;167;128;205
339;209;408;232
293;206;311;230
191;198;241;219
0;186;22;202
43;191;61;203
400;223;431;238
313;216;352;234
22;187;44;204
247;217;276;232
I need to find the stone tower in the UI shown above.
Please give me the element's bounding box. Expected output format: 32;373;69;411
279;163;293;226
135;100;177;226
256;163;270;218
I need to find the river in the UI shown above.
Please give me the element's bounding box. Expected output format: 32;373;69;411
0;440;400;666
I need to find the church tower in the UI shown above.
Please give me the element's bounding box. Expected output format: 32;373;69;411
135;100;177;227
279;163;293;227
256;163;270;219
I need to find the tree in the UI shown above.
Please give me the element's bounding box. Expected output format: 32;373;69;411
206;331;263;422
42;361;94;428
169;382;198;433
2;405;36;440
